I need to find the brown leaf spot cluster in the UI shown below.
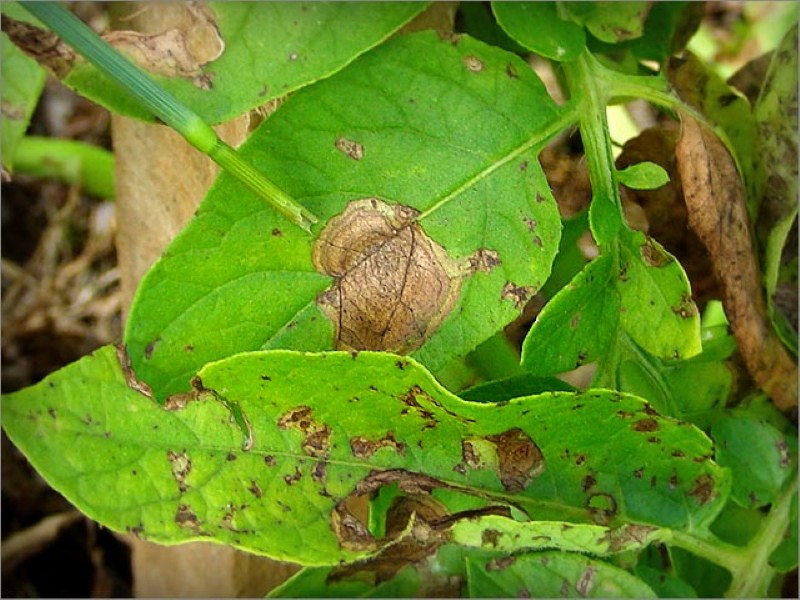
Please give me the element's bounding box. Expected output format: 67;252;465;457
486;428;545;493
676;116;798;410
350;431;407;459
277;406;331;460
501;282;535;309
689;473;716;505
313;198;461;352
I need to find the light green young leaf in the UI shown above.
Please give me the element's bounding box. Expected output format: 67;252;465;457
465;551;656;598
561;1;650;44
492;1;585;61
125;31;566;399
61;2;428;124
2;346;730;566
1;21;46;171
616;161;670;190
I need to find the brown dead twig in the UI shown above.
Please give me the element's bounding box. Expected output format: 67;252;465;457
1;186;121;386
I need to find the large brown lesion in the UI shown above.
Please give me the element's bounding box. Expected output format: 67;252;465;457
312;198;464;352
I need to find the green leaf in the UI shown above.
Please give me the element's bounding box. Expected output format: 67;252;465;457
62;2;428;124
561;1;650;44
2;346;730;566
634;564;697;598
465;551;656;598
492;1;585;62
124;32;567;399
711;417;796;509
616;161;670;190
1;18;46;171
769;492;798;573
522;229;701;378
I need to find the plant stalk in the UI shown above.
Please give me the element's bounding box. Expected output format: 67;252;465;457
20;1;317;231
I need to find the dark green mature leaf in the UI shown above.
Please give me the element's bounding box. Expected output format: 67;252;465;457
492;1;585;61
561;1;650;44
465;551;656;597
2;345;730;566
1;3;46;171
711;417;796;509
63;2;427;124
125;31;566;399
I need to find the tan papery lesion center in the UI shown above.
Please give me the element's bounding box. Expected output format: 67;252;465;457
312;198;461;352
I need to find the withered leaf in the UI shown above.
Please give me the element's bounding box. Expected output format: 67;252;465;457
312;198;461;353
676;115;797;410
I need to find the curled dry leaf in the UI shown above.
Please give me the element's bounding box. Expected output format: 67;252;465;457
676;115;797;410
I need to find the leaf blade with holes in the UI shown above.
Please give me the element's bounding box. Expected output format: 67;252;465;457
1;345;730;566
124;31;567;399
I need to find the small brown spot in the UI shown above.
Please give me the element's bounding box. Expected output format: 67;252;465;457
487;556;516;571
468;248;501;273
463;55;484;72
505;63;519;79
576;565;597;596
672;450;686;458
523;216;537;231
669;470;679;489
501;282;535;309
633;468;644;479
587;493;617;525
167;450;191;493
334;137;364;160
226;452;236;461
264;455;276;467
690;474;715;505
271;228;282;237
482;529;500;547
248;480;263;498
144;338;159;360
312;461;328;483
48;408;57;419
632;418;659;432
283;467;302;486
278;406;331;459
575;454;587;466
486;428;545;492
175;504;200;530
127;524;145;538
519;160;529;171
647;437;661;444
582;473;596;493
350;431;407;459
776;439;792;468
671;292;697;319
640;235;671;267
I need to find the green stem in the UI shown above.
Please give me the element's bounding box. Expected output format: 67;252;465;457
668;477;797;597
562;51;624;247
12;136;115;199
20;1;317;231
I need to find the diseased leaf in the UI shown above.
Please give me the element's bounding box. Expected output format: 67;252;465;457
753;25;798;355
492;1;585;62
1;346;730;567
676;114;798;410
0;6;46;172
711;417;796;509
465;551;656;598
124;32;565;399
52;2;428;124
522;227;701;377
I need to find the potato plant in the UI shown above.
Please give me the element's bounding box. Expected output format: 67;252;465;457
2;2;797;597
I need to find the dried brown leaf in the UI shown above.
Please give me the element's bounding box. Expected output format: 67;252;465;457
676;115;797;410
